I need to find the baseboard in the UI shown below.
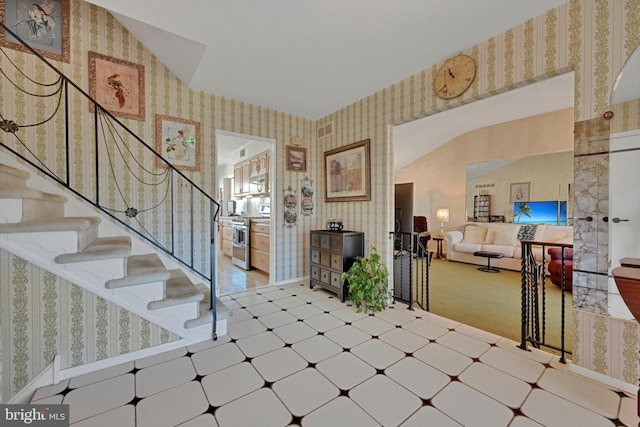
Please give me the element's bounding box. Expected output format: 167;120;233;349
272;276;309;287
570;364;638;395
8;357;58;404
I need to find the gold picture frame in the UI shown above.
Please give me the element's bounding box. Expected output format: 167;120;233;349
285;145;307;172
0;0;70;63
510;182;531;203
324;139;371;202
89;51;145;121
155;114;201;172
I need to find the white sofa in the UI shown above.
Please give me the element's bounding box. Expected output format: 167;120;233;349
443;223;573;271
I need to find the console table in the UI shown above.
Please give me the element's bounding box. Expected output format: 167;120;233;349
310;230;364;301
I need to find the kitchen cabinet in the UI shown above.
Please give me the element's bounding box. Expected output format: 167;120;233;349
232;150;270;196
310;230;364;302
233;165;242;196
250;220;270;273
221;219;233;257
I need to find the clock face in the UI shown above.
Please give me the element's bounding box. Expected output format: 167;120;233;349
434;54;477;99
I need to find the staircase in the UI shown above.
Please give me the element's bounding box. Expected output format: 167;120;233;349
0;158;229;343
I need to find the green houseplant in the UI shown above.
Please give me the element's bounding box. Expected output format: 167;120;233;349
341;246;391;313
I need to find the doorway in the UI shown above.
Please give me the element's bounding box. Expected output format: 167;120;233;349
216;130;275;295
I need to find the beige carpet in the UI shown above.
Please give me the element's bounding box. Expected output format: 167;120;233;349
424;258;573;354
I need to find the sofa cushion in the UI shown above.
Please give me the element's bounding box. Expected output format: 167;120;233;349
461;227;487;244
481;244;515;258
453;242;483;254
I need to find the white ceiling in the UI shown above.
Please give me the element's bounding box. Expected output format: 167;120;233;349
84;0;568;121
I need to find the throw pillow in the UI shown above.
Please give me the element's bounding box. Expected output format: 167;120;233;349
544;228;569;242
494;228;518;246
461;227;487;244
517;224;537;241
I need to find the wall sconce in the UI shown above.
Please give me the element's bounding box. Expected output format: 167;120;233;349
436;208;449;236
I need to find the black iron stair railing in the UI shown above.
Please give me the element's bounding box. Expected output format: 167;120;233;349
0;22;221;339
389;231;432;311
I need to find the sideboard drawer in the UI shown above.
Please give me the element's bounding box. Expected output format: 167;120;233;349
311;249;320;264
330;254;342;271
311;265;320;281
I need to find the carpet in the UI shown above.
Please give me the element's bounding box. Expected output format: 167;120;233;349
424;258;573;354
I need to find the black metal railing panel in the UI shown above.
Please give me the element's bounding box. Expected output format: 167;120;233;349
389;231;432;311
519;240;572;363
0;22;220;338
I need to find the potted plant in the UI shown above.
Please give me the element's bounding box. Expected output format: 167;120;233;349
342;246;391;313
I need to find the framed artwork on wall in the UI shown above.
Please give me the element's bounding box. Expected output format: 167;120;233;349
155;114;201;171
510;181;531;203
89;51;145;120
285;145;307;172
324;139;371;202
0;0;70;63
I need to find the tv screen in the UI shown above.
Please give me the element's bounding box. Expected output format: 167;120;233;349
513;201;567;225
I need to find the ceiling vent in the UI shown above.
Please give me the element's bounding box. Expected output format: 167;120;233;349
317;122;333;138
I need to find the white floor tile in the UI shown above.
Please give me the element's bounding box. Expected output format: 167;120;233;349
291;335;343;364
436;331;491;358
187;335;231;353
303;313;345;333
228;318;267;340
201;362;264;406
536;368;620;419
214;388;291;427
432;381;514;427
258;310;298;329
302;396;379;427
455;324;501;344
379;328;429;354
287;303;325;320
71;404;135;427
64;374;135;424
30;395;63;405
273;296;307;309
191;342;246;376
325;325;371;349
385;357;450;399
69;362;134;389
316;352;376;390
400;406;462;427
418;312;461;329
245;301;282;317
413;343;473;376
312;297;348;312
30;379;69;402
619;396;640;427
273;321;318;344
298;289;335;303
349;375;422;426
479;346;545;384
459;362;531;408
136;356;196;398
136;381;208;427
234;294;269;307
226;308;253;324
374;307;418;326
521;389;615;427
259;289;293;301
178;413;219;427
135;347;187;369
235;331;285;358
350;339;404;370
508;415;544;427
329;306;369;323
252;347;308;382
351;316;395;336
401;318;449;340
273;368;340;417
495;338;554;364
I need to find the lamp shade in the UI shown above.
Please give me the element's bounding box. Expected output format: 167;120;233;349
436;208;450;222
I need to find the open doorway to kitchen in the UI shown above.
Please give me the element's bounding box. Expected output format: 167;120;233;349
216;130;275;295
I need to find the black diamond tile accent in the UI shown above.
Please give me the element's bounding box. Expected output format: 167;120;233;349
512;408;524;417
421;398;432;406
206;405;218;413
405;352;413;357
449;375;459;382
325;311;331;314
396;325;402;328
376;369;385;375
264;381;274;388
291;415;303;424
229;338;237;343
245;357;253;363
318;332;324;336
267;328;273;332
284;343;292;348
307;302;313;304
195;374;205;382
471;357;481;363
129;367;140;374
128;396;142;406
308;362;316;368
59;388;72;396
339;389;350;397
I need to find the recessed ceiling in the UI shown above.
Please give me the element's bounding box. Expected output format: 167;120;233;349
84;0;568;120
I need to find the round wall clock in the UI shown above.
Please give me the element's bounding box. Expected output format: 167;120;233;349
434;54;477;99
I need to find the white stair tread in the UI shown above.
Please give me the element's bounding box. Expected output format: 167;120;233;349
147;269;204;310
0;163;31;180
0;216;101;233
184;297;231;329
105;254;171;289
0;184;68;203
54;236;131;264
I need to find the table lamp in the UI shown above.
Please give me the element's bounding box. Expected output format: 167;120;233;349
436;208;449;236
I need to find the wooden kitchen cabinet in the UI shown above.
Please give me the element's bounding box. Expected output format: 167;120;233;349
309;230;364;302
221;219;233;257
250;220;270;273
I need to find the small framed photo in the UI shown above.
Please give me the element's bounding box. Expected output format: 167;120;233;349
89;51;145;120
510;182;531;203
0;0;70;62
286;145;307;172
324;139;371;202
156;114;201;171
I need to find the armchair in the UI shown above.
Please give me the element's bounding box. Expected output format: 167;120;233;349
547;247;573;292
413;216;431;257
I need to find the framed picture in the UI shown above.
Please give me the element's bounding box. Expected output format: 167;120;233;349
0;0;70;62
89;51;145;121
324;139;371;202
155;114;201;171
285;145;307;172
510;182;531;203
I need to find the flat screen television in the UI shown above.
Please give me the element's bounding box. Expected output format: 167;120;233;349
513;201;567;225
226;200;236;216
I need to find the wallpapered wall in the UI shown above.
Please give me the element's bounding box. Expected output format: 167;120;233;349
1;0;640;398
0;249;179;401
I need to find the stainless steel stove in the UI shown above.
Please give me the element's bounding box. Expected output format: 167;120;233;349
231;218;251;270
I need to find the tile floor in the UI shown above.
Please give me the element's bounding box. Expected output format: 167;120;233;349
217;251;269;295
31;283;639;427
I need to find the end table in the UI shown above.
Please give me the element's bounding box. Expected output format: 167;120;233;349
433;236;445;259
